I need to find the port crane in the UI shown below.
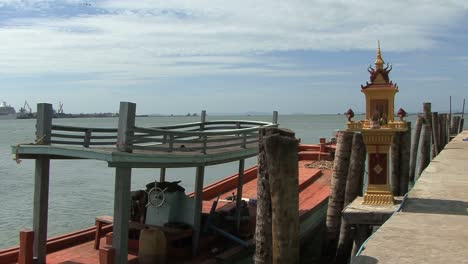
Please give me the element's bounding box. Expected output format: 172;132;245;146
57;102;64;114
19;101;32;114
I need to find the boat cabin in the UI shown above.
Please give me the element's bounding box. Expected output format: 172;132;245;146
12;102;278;264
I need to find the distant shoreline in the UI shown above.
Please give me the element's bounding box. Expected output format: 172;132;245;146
11;112;466;120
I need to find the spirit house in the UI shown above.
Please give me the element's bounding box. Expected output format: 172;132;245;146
347;42;408;205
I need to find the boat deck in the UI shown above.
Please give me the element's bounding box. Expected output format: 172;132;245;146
46;237;138;264
0;157;333;264
199;160;331;217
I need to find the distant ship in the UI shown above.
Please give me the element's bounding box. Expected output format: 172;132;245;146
0;101;17;119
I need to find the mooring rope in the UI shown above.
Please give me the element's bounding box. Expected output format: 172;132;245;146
13;135;47;164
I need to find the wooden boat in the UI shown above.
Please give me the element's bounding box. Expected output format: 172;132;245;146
0;143;334;264
2;103;335;263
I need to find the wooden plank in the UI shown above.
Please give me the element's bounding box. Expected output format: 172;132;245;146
88;142;117;146
90;135;118;139
13;145;113;161
130;139;256;153
50;140;85;145
204;120;273;126
117;102;136;152
50;133;85;139
151;121;202;130
52;125;117;133
130;134;256;145
14;142;258;167
109;148;259;168
33;156;50;264
201;126;249;130
134;125;269;137
112;167;132;264
49;140;116;146
192;166;205;256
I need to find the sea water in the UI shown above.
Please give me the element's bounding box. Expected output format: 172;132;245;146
0;113;438;248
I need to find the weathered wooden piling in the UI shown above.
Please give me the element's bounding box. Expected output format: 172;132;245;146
417;123;432;179
351;225;373;257
391;132;401;196
325;131;353;256
460;98;465;133
432;113;440;156
423;102;432;127
452;116;461;135
264;128;299;264
399;122;411;195
444;113;450;145
409;115;423;182
335;133;366;263
416;103;432;179
254;128;273;264
439;113;448;149
449;96;452;127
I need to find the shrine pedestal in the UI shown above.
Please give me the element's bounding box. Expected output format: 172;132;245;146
342;196;403;255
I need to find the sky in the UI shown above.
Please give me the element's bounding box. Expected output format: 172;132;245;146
0;0;467;115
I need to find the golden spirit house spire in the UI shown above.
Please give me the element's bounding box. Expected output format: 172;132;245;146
374;40;385;70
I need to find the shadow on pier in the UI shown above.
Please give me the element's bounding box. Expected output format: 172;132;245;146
402;198;468;216
350;256;379;264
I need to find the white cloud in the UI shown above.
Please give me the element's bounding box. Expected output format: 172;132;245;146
0;0;466;80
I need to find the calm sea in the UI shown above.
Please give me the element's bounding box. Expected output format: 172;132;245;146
0;113;446;248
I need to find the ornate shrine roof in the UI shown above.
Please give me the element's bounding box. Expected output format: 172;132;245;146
361;41;398;90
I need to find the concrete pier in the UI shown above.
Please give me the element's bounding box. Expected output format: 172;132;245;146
352;130;468;264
